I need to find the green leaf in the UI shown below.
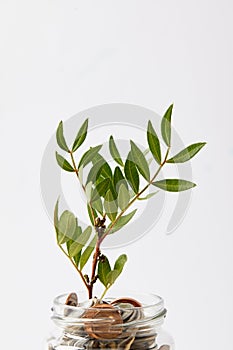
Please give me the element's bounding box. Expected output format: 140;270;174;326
106;270;120;286
79;234;97;271
79;165;84;184
166;142;206;163
124;152;139;193
56;121;69;152
147;120;161;164
104;190;118;221
56;152;75;172
86;160;105;185
91;178;111;202
66;225;82;251
106;254;127;286
66;239;73;253
85;182;93;203
114;167;128;192
72;119;88;152
161;104;173;147
138;191;159;200
69;226;92;257
91;153;104;165
78;145;102;168
57;210;76;244
109;180;118;200
87;204;97;225
114;254;127;275
118;184;130;210
98;161;112;179
73;251;82;267
109;136;124;167
95;175;105;186
109;209;137;234
92;197;103;215
98;255;111;287
130;141;150;181
87;156;113;185
66;225;83;264
54;198;59;238
152;179;196;192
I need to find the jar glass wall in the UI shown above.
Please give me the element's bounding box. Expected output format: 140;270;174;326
47;291;175;349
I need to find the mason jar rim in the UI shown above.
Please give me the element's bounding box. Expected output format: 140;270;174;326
53;290;165;316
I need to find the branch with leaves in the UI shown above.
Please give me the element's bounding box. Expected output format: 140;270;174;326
53;104;206;299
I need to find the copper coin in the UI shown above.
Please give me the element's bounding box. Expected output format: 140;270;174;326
65;292;78;306
83;303;123;339
110;297;142;307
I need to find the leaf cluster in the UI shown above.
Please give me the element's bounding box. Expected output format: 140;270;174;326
54;105;206;298
54;200;97;271
98;254;127;291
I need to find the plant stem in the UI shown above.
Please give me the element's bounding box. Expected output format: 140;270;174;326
87;240;101;299
100;286;109;300
91;241;100;280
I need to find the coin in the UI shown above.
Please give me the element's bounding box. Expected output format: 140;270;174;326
65;292;78;307
110;297;142;308
83;303;123;339
64;292;78;317
118;335;135;349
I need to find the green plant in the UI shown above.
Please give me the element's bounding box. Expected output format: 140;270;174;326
54;104;206;299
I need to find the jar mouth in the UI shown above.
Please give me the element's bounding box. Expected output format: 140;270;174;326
52;290;166;321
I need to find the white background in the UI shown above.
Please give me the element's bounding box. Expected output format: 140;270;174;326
0;1;232;349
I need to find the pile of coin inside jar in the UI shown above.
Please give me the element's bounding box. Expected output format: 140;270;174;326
50;293;170;350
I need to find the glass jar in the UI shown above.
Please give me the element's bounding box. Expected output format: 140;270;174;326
47;291;175;350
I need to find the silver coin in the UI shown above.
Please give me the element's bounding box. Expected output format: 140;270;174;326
117;335;135;349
